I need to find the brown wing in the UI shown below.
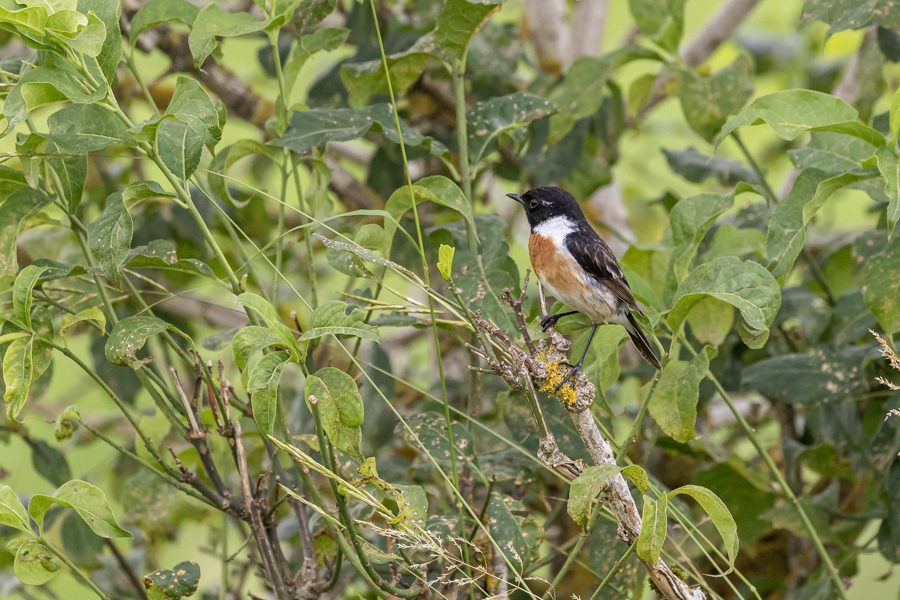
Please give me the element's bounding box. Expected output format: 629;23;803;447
565;232;642;315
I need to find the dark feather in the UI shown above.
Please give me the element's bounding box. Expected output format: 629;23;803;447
565;229;641;314
625;312;662;371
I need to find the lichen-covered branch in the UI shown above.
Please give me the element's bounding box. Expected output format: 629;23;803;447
467;279;705;600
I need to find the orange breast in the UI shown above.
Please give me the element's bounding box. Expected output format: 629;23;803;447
529;234;582;293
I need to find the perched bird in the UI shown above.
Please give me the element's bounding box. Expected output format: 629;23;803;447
508;186;662;389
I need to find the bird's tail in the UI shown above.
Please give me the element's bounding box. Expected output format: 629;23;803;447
624;312;662;371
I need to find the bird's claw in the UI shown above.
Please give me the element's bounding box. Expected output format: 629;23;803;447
554;361;582;393
541;314;559;332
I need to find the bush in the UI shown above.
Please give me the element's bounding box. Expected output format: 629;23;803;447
1;1;899;599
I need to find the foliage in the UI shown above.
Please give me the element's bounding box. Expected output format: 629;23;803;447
1;0;899;599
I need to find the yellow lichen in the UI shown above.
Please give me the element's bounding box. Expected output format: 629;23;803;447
537;355;577;406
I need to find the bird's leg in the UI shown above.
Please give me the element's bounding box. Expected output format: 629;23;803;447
555;324;598;392
541;310;579;332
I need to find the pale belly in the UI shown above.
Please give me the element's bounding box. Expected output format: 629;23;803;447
535;270;620;324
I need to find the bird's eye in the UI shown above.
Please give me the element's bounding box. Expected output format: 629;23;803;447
529;198;539;209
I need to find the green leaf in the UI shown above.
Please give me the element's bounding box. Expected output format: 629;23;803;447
0;485;31;533
874;145;900;237
231;326;285;371
767;170;870;278
39;103;130;153
188;4;266;67
401;411;477;469
649;346;716;443
105;316;186;367
28;479;131;538
42;139;87;213
685;297;734;346
800;0;900;34
49;11;105;56
54;406;80;442
717;90;886;148
129;0;198;43
466;92;556;165
863;234;900;334
567;464;648;530
743;344;871;403
433;0;503;63
437;244;455;281
13;265;48;329
298;300;380;343
668;257;781;348
629;0;686;51
636;494;668;564
393;484;428;530
306;367;365;460
155;117;203;181
316;235;419;282
666;192;734;300
30;439;71;486
668;484;739;566
249;351;290;436
124;239;217;279
142;561;201;599
12;539;59;585
485;493;527;570
0;187;50;275
680;56;754;142
663;147;759;187
3;336;34;422
272;104;447;155
234;293;299;359
341;52;428;109
788;131;878;176
385;176;477;248
77;0;122;84
1;64;106;135
87;193;131;287
59;309;106;337
162;75;223;146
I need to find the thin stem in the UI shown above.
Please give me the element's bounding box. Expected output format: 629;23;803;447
40;537;111;600
615;372;660;463
540;502;603;600
588;543;636;600
731;132;776;202
367;0;469;579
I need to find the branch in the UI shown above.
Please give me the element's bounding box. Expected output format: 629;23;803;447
680;0;763;68
468;282;705;600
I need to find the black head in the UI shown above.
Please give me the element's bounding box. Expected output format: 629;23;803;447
507;186;585;229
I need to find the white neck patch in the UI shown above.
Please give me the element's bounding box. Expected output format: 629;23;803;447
533;216;575;244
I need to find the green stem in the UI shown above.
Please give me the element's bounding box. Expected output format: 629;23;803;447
681;338;848;599
615;372;660;463
268;28;318;308
41;537;111;600
452;63;474;223
588;543;636;600
731;132;776;203
540;502;603;600
367;0;469;578
308;400;422;598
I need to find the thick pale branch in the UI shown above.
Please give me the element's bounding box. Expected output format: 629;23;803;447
469;281;705;600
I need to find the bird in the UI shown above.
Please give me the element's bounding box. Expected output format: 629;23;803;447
508;186;662;390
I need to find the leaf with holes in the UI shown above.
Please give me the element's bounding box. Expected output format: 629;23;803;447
306;367;365;460
105;316;188;368
87;193;132;287
467;92;556;165
12;539;59;585
143;561;201;599
742;344;871;404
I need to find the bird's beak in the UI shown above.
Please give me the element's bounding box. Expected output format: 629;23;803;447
506;193;523;204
